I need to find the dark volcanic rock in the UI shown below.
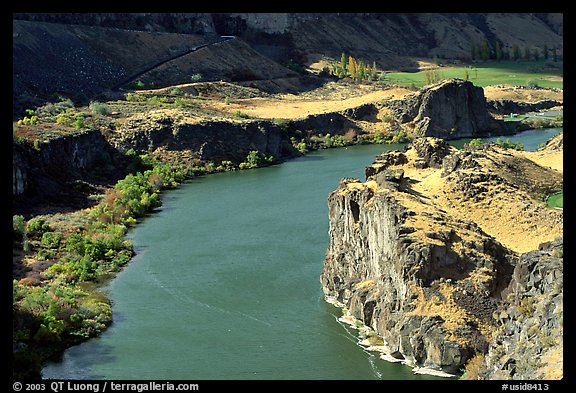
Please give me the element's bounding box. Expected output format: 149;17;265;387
388;79;497;139
114;114;286;164
320;166;514;374
320;138;563;379
487;99;562;115
410;137;452;168
482;238;563;380
290;112;360;136
13;130;127;214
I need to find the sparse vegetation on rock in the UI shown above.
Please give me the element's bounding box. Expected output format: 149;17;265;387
12;13;563;380
321;136;562;378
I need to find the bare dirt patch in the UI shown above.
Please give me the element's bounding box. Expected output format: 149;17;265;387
205;83;413;120
483;85;563;103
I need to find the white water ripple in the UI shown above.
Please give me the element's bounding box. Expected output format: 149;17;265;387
145;266;273;327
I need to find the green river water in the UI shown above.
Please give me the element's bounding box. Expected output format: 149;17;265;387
42;128;562;381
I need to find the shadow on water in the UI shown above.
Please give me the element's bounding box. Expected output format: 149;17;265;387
43;340;117;380
291;154;326;162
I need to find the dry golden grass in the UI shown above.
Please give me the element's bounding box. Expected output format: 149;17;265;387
207;85;411;120
393;144;563;254
519;150;563;173
483;85;563;103
460;353;486;380
538;342;563;380
408;281;497;346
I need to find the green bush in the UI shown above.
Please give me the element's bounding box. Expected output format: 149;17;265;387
147;96;169;105
295;141;307;154
13;215;26;238
73;118;86;129
26;218;50;239
35;98;75;118
233;110;251;119
89;101;111;115
373;132;388;144
241;150;275;169
65;233;88;256
467;138;483;148
55;113;73;127
391;131;409;143
41;232;63;249
495;137;524;151
190;73;202;82
17;116;39;126
125;93;147;102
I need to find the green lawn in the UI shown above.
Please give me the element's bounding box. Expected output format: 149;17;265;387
547;192;563;209
385;60;563;89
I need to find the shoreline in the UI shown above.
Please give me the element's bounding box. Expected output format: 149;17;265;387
19;126;561;379
334;300;458;379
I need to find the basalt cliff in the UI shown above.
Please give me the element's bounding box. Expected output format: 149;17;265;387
320;136;563;379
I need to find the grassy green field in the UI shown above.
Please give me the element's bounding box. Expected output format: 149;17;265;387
385;60;563;89
547;192;563;209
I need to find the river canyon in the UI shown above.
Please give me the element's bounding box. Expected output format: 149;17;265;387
42;128;561;380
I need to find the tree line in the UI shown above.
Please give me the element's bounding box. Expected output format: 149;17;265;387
469;39;561;62
330;53;380;82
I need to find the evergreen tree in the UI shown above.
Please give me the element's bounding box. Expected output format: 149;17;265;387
494;40;503;62
340;52;347;77
512;44;521;61
481;39;491;61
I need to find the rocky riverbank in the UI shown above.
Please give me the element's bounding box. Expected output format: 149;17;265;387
320;136;563;379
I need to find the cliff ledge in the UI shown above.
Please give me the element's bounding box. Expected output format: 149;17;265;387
320;136;563;378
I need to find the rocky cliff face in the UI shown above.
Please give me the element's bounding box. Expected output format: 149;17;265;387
320;137;563;378
483;238;563;380
12;129;126;214
111;110;288;164
320;138;514;374
487;98;562;116
388;79;497;139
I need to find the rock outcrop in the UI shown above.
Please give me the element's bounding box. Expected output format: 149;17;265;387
538;132;563;152
320;139;514;374
482;238;563;380
12;129;126;214
320;137;563;378
387;79;497;139
487;99;562;115
111;110;288;164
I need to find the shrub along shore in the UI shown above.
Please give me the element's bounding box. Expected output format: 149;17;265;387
13;150;192;379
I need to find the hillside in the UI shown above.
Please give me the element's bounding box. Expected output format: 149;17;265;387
12;19;300;115
12;13;563;116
